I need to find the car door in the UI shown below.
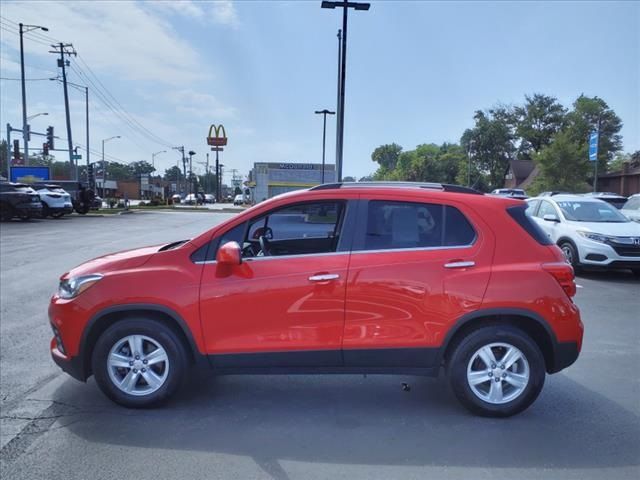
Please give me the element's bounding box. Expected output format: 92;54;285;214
342;196;494;369
533;200;561;241
199;199;353;368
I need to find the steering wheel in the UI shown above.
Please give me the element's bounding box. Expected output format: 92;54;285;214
259;235;271;256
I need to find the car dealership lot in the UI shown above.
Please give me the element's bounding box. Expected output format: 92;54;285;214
1;212;638;480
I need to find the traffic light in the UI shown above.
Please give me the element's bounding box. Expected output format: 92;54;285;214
43;142;49;156
46;126;54;150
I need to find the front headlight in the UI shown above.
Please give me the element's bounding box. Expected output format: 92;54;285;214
576;231;612;244
58;274;103;299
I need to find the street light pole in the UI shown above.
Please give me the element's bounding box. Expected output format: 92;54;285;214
151;150;166;170
315;109;335;184
101;136;120;197
19;23;49;163
321;1;370;182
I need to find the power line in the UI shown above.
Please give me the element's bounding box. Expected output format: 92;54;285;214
0;77;53;81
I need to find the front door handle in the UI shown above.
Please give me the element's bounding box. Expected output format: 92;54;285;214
308;273;340;282
444;261;475;269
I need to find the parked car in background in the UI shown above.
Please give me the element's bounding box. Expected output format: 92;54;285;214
170;194;181;204
50;182;583;417
538;191;571;197
233;194;245;205
91;196;103;210
490;188;528;200
0;181;43;221
33;184;74;218
582;192;628;209
184;194;198;205
526;194;640;275
204;194;216;204
621;194;640;223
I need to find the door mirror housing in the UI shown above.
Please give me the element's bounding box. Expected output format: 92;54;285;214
543;214;559;223
216;241;242;266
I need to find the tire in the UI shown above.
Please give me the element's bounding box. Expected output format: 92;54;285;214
92;318;188;408
0;203;13;222
41;202;51;218
447;325;546;417
559;240;580;273
632;269;640;278
51;211;65;219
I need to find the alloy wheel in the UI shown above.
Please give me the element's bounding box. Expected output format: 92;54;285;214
466;342;530;405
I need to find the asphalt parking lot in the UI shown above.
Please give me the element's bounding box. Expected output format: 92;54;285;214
1;211;638;480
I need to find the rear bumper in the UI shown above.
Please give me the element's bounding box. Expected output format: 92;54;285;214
15;203;43;217
550;341;580;373
49;205;74;214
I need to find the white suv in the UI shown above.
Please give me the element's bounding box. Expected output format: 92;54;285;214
526;194;640;275
33;184;74;218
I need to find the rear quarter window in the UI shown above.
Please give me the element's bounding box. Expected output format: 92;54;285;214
507;205;552;245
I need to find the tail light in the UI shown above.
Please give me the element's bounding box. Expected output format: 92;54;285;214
542;262;576;298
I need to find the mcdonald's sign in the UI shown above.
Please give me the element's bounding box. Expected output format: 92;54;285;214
207;124;228;147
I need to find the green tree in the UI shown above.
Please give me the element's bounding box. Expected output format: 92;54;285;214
461;110;516;190
130;160;155;177
164;165;182;181
514;94;567;158
530;131;590;194
564;95;622;174
371;143;402;171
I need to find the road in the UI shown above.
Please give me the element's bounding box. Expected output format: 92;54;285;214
1;211;638;480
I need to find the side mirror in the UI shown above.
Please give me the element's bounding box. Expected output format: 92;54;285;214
543;214;559;223
216;241;242;266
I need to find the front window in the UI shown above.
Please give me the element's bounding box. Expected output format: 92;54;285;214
556;200;630;223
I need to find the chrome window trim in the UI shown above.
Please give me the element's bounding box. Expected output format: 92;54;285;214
193;243;475;264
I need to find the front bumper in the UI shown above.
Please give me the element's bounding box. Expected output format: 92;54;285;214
51;340;86;381
577;238;640;267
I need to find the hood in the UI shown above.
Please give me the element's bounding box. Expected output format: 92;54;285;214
63;244;164;279
567;220;640;236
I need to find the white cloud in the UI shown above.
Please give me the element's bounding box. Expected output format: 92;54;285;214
167;89;236;118
0;1;207;85
211;1;239;27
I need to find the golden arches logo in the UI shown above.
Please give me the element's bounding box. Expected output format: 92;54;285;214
207;124;228;146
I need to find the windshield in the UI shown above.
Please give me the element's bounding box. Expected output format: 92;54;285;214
556;200;630;223
622;197;640;211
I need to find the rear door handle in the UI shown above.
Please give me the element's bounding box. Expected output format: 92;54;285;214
308;274;340;282
444;261;475;269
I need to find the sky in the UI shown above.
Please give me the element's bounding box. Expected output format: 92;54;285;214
0;0;638;183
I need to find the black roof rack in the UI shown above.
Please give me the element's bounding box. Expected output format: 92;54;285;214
310;181;483;195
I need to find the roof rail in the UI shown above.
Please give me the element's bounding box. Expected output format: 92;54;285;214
310;181;483;195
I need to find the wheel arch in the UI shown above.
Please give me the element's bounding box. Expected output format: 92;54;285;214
440;308;559;374
79;304;205;380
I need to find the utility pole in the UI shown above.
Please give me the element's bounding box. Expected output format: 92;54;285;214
51;78;89;177
315;109;335;184
172;146;186;195
188;151;196;195
50;42;77;179
206;153;209;193
19;23;49;163
335;29;342;182
321;1;371;182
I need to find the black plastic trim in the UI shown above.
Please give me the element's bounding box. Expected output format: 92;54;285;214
51;351;85;381
79;303;207;380
551;341;580;373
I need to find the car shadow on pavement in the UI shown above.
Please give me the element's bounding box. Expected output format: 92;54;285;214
50;371;639;477
577;269;639;284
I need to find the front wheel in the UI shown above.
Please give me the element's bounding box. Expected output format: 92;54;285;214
447;325;546;417
559;241;580;272
92;319;188;408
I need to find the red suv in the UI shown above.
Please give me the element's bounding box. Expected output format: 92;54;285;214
49;182;583;417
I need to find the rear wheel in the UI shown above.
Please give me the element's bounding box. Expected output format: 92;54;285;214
41;202;51;218
447;325;545;417
92;319;188;408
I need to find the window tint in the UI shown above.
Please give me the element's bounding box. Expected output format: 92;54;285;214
360;201;475;251
506;205;553;245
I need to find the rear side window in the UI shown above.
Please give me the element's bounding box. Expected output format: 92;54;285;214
507;205;553;245
358;200;476;251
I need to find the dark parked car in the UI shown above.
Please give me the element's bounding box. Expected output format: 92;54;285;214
0;181;43;221
490;188;528;200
